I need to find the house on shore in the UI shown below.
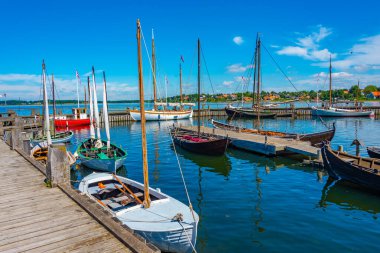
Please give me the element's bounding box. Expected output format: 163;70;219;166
367;91;380;99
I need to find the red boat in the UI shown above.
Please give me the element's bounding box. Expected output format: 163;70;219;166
54;108;90;127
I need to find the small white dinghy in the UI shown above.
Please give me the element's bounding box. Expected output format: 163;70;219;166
79;173;198;253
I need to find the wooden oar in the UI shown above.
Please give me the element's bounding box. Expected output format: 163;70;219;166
112;174;143;205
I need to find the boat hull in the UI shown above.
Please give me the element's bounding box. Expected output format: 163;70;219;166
76;139;127;172
211;119;335;147
130;110;193;121
225;107;277;118
322;144;380;193
30;131;74;145
54;118;90;127
312;108;374;117
171;128;230;155
367;147;380;159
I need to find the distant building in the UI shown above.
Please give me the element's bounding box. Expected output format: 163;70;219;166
367;91;380;99
243;96;252;102
263;94;280;101
343;90;349;94
230;94;238;100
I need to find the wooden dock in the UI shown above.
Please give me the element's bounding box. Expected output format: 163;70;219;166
179;125;320;158
0;140;159;253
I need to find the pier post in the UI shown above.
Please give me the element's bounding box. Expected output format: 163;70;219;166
11;117;22;150
317;149;322;161
338;145;344;152
46;143;71;188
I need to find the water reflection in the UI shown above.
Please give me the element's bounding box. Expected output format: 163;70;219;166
319;178;380;216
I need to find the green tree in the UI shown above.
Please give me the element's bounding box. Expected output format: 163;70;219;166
363;85;377;96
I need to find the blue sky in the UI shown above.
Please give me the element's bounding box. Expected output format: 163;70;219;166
1;0;380;100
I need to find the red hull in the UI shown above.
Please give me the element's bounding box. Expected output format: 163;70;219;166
54;118;90;127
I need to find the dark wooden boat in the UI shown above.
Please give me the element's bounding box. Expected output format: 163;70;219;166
367;147;380;159
211;119;335;147
171;39;229;156
225;107;277;119
171;127;230;155
321;143;380;193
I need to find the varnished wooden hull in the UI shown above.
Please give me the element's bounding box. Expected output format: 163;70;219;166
171;128;230;155
211;119;335;147
322;144;380;193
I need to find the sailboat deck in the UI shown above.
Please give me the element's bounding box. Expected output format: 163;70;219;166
0;141;130;253
180;125;320;157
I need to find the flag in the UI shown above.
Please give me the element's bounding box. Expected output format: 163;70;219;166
180;55;184;63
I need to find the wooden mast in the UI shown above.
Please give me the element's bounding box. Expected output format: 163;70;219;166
52;73;56;136
329;55;332;106
137;19;151;208
84;86;87;109
256;34;261;123
197;38;201;137
252;34;258;108
152;29;157;110
180;61;183;109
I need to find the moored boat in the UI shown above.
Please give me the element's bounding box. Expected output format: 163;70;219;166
211;119;335;147
225;106;277;119
321;143;380;193
172;39;230;156
311;107;374;117
78;172;198;253
130;109;193;121
367;146;380;159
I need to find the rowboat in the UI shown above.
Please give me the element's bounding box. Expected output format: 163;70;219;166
211;119;335;147
321;143;380;193
31;130;74;145
75;138;127;172
367;146;380;159
79;173;198;253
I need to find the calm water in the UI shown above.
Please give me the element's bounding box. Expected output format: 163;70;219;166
57;115;380;253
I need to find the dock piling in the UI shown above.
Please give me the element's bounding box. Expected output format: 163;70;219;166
46;143;71;187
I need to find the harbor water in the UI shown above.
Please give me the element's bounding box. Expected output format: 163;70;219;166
63;116;380;253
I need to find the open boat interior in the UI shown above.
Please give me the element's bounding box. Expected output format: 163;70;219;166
86;177;166;212
78;139;126;159
32;147;48;163
331;149;380;173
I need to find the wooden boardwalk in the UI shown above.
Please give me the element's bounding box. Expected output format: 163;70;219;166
179;125;320;157
0;141;131;253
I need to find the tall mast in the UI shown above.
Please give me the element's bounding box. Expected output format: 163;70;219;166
84;86;87;109
52;73;56;136
252;34;259;108
256;35;261;122
88;76;95;139
329;55;332;106
137;19;151;208
152;29;157;110
42;60;52;145
197;38;201;137
76;70;80;108
102;71;111;150
180;61;183;107
92;66;101;140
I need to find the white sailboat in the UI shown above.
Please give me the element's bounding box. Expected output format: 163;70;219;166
311;56;374;117
75;68;127;172
79;20;198;253
129;29;193;121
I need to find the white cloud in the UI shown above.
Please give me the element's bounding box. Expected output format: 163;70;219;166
226;63;253;73
233;36;244;45
277;25;335;61
223;81;234;86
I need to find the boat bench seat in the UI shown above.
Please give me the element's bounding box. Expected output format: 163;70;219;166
133;192;144;198
341;158;356;163
107;202;122;210
97;152;109;159
113;196;130;202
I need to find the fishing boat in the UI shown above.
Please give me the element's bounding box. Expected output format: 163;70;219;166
225;34;277;119
75;68;127;172
211;119;335;147
312;58;374;117
367;146;380;159
171;39;229;155
54;71;91;127
31;61;73;145
129;30;193;121
321;143;380;193
79;20;198;253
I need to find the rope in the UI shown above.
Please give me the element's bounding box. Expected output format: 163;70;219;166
261;42;310;106
169;131;198;223
178;220;198;253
